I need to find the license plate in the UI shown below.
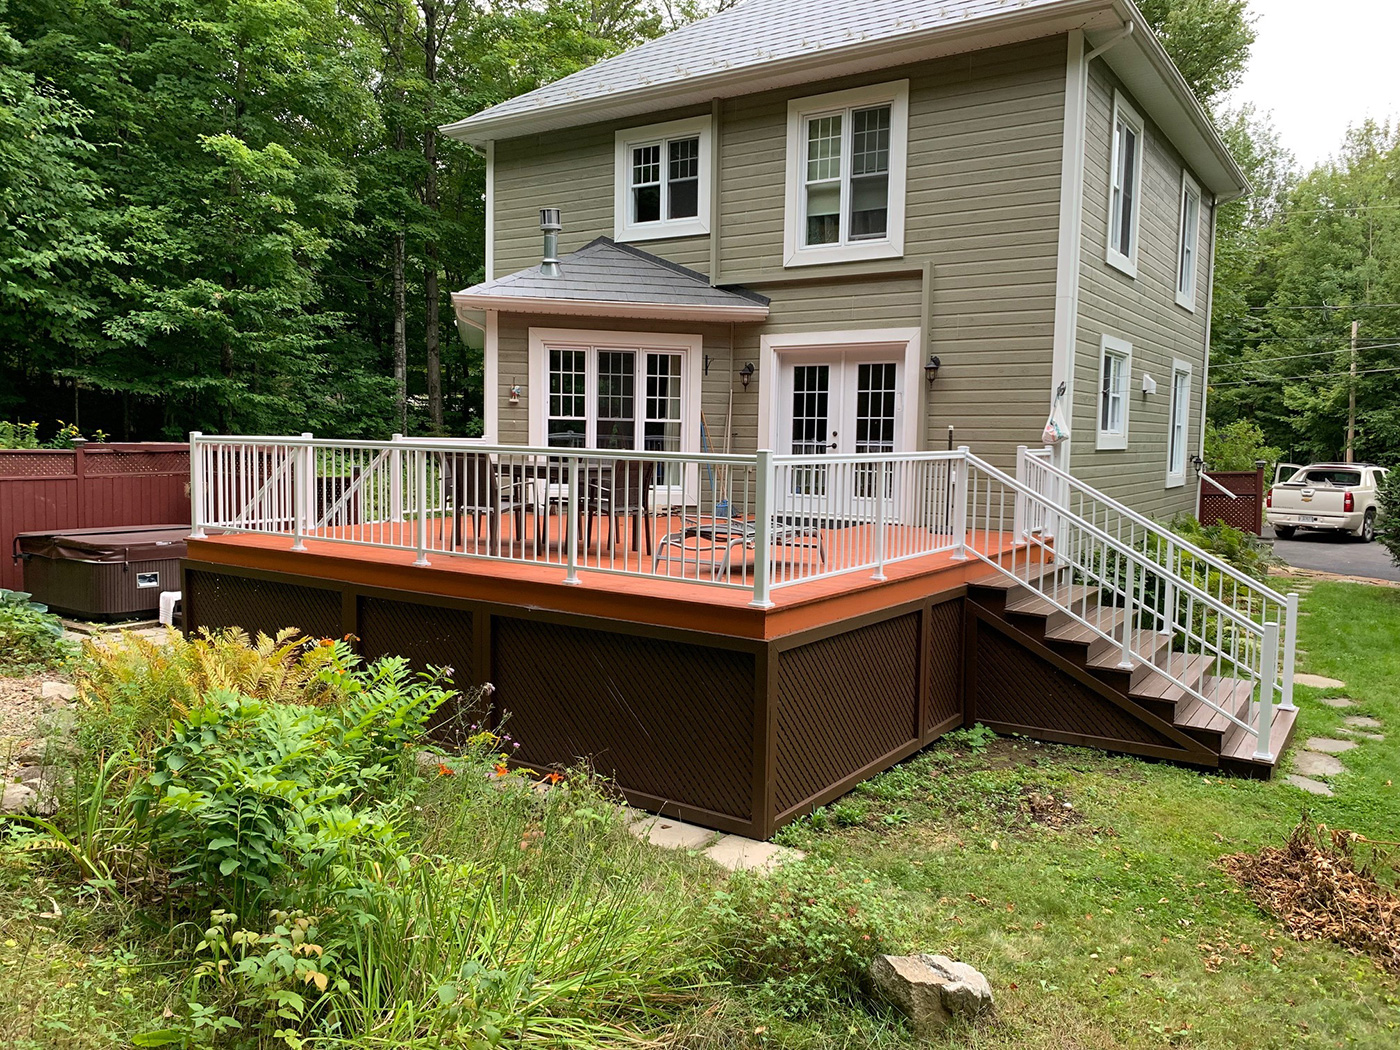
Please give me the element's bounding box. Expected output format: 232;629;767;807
1299;515;1318;523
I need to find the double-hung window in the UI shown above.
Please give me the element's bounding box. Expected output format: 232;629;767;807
1176;172;1202;310
614;117;711;242
1097;335;1132;451
784;81;909;267
1107;92;1144;277
1166;361;1192;486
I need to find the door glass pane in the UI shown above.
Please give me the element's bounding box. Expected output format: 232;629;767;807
667;138;700;219
548;347;588;447
632;144;661;223
596;350;636;450
850;106;890;240
805;114;842;246
855;362;897;498
789;364;830;496
645;352;683;486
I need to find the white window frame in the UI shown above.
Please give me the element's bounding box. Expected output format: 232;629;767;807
783;81;909;268
614;116;712;243
1175;171;1202;311
1166;359;1192;487
1106;91;1144;278
1096;334;1132;451
527;327;703;455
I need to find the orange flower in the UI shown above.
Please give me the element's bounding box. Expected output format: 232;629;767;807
318;638;335;648
493;763;510;778
437;763;455;777
544;771;564;785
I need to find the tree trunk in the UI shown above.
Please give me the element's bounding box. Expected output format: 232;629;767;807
422;0;443;432
393;231;408;433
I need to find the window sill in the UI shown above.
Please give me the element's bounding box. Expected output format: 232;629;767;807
615;220;710;243
1096;432;1128;452
784;239;903;269
1165;474;1186;489
1105;249;1137;280
1174;291;1197;313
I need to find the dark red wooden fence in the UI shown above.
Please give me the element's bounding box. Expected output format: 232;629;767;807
1;443;189;592
1198;466;1265;536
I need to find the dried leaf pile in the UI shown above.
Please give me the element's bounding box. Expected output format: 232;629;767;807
1220;818;1400;974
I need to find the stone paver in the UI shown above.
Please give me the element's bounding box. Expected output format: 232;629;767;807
1294;751;1345;777
1340;730;1385;742
1294;674;1346;689
1318;696;1356;708
703;835;804;873
629;815;718;850
40;681;77;701
1285;774;1334;797
1305;737;1358;754
1344;716;1384;729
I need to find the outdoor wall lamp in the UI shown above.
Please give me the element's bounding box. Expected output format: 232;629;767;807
924;355;942;386
739;362;755;389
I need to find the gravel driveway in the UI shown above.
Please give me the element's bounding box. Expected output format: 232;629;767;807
1266;525;1400;583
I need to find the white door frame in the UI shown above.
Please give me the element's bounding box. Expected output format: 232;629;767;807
758;328;923;454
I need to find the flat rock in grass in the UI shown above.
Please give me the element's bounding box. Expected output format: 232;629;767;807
1305;737;1358;754
869;954;994;1039
629;815;717;851
39;681;77;701
1340;730;1385;742
703;835;804;873
1294;674;1346;689
1294;751;1345;778
1285;774;1334;797
1344;716;1384;729
1318;696;1356;709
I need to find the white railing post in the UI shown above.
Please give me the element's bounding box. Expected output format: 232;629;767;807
413;448;430;567
1161;538;1177;636
871;459;889;581
300;433;315;536
949;446;970;561
292;440;308;551
1119;554;1136;668
1013;445;1028;541
564;455;581;586
189;432;206;538
1255;621;1280;760
1281;593;1299;711
389;433;404;524
750;449;775;608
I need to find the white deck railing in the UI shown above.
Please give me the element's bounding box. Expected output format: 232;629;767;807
190;434;1296;758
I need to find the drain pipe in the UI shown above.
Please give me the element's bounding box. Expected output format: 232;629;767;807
540;208;562;277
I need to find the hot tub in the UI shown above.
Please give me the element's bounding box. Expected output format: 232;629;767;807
14;525;190;621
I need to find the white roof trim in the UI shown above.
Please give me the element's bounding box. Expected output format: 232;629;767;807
451;292;769;323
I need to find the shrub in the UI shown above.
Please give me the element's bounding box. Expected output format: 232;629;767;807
1167;513;1281;584
0;589;74;671
1204;420;1283;474
1378;468;1400;568
707;862;900;1017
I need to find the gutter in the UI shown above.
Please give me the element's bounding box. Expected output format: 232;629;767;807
451;293;770;324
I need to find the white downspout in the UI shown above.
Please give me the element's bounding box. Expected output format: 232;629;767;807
1050;29;1089;478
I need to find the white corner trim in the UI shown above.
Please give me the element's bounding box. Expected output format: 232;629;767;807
756;327;922;454
1105;89;1144;279
485;141;495;282
1165;356;1192;488
526;326;703;450
1175;168;1202;311
614;115;712;243
1095;333;1132;451
1197;197;1218;463
1052;29;1087;474
484;310;499;441
782;80;909;269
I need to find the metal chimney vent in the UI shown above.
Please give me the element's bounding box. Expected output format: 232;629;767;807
540;208;562;277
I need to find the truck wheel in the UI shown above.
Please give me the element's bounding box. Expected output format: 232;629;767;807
1273;525;1297;540
1355;509;1376;543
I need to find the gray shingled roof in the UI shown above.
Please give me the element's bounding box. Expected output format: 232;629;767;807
454;237;770;315
445;0;1076;136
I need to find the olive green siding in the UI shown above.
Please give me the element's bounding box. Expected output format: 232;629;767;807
1070;60;1210;519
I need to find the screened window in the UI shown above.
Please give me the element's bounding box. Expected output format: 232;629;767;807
1108;93;1144;275
1097;336;1131;450
1177;175;1202;309
615;118;711;241
1167;365;1191;484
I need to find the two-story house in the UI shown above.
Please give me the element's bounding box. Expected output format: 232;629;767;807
444;0;1247;520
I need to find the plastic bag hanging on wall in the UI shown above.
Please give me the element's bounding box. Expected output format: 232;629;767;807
1042;382;1070;445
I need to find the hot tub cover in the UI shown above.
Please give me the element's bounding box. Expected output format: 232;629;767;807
15;525;192;564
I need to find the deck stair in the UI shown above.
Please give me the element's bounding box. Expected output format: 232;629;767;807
966;567;1297;777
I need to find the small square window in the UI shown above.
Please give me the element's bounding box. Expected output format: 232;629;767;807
615;118;711;242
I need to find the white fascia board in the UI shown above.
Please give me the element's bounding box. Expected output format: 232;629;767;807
452;292;768;324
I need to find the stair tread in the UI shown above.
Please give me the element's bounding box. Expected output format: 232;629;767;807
1221;705;1299;763
968;561;1062;592
1044;607;1129;645
1129;653;1214;701
1005;584;1098;618
1086;630;1171;674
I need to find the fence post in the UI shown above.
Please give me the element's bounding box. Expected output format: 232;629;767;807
564;455;581;586
413;448;430;566
189;433;206;538
1013;445;1028;541
871;459;889;581
1281;592;1299;711
1254;621;1280;760
949;446;970;561
750;449;775;608
389;434;404;524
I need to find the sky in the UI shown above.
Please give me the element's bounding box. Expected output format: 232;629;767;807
1228;0;1400;168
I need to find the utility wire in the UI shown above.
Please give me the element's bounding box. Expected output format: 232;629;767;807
1209;344;1400;369
1248;303;1400;312
1211;364;1400;388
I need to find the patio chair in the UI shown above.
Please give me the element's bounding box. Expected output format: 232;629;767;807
585;459;654;554
446;452;537;556
651;515;826;580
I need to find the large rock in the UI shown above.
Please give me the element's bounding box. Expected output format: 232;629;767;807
869;954;994;1038
1;783;38;815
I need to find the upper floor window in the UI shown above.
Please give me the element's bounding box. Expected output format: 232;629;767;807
1097;334;1132;451
1176;172;1202;310
784;80;909;268
614;116;711;242
1107;92;1144;277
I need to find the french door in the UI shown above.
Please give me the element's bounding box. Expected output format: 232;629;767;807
778;350;902;519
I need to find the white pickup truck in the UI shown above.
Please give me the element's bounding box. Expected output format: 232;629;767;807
1266;463;1389;542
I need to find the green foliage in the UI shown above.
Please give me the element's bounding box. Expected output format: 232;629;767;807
0;589;74;671
1167;513;1281;584
1203;420;1284;474
708;862;899;1018
1136;0;1256;105
942;723;999;754
1376;467;1400;567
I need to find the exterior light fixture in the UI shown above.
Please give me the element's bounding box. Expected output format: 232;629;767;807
739;362;755;389
924;355;942;386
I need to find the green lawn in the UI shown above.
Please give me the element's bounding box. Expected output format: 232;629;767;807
2;579;1398;1049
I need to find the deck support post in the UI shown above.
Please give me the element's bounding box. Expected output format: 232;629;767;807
750;449;775;608
413;448;430;567
1254;621;1280;760
871;459;888;582
564;455;581;586
1281;592;1299;711
949;446;970;561
189;432;206;539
